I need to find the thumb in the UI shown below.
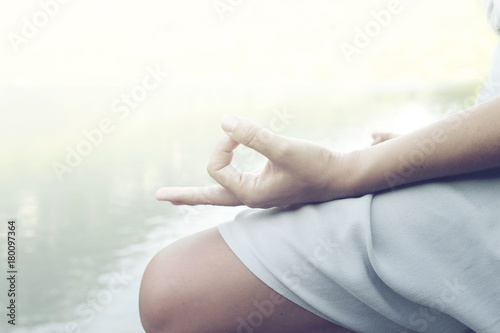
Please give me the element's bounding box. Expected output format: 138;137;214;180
220;115;288;160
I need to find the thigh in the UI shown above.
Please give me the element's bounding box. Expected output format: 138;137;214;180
139;227;354;333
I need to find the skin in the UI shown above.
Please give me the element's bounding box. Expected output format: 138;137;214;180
139;228;354;333
140;96;500;332
156;96;500;206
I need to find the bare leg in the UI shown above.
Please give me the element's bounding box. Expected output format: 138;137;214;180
139;227;355;333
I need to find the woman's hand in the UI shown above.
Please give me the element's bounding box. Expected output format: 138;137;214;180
156;96;500;208
156;115;360;208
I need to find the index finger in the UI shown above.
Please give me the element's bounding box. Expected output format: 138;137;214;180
156;185;243;206
206;135;249;193
221;115;291;161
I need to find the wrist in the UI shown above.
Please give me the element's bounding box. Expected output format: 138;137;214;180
343;145;383;197
323;144;386;200
329;149;367;199
352;138;415;196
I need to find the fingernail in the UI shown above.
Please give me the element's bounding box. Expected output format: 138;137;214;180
156;188;167;200
221;115;238;133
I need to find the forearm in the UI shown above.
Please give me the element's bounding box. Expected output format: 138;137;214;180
353;96;500;194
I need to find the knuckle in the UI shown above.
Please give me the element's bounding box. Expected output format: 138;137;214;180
239;192;257;207
207;163;224;183
239;126;260;147
206;162;215;176
202;188;215;205
273;138;293;158
239;187;266;208
218;174;228;185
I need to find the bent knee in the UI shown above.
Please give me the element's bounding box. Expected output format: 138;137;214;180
139;249;174;333
139;242;199;332
139;228;226;333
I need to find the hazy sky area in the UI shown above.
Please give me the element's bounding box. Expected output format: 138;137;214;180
0;0;496;86
1;0;497;188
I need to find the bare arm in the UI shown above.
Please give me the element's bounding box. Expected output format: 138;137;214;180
352;96;500;195
156;97;500;207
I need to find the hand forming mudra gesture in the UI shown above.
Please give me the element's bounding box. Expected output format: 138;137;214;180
156;115;362;208
157;98;500;208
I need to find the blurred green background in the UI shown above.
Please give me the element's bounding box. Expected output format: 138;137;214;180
0;0;497;332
